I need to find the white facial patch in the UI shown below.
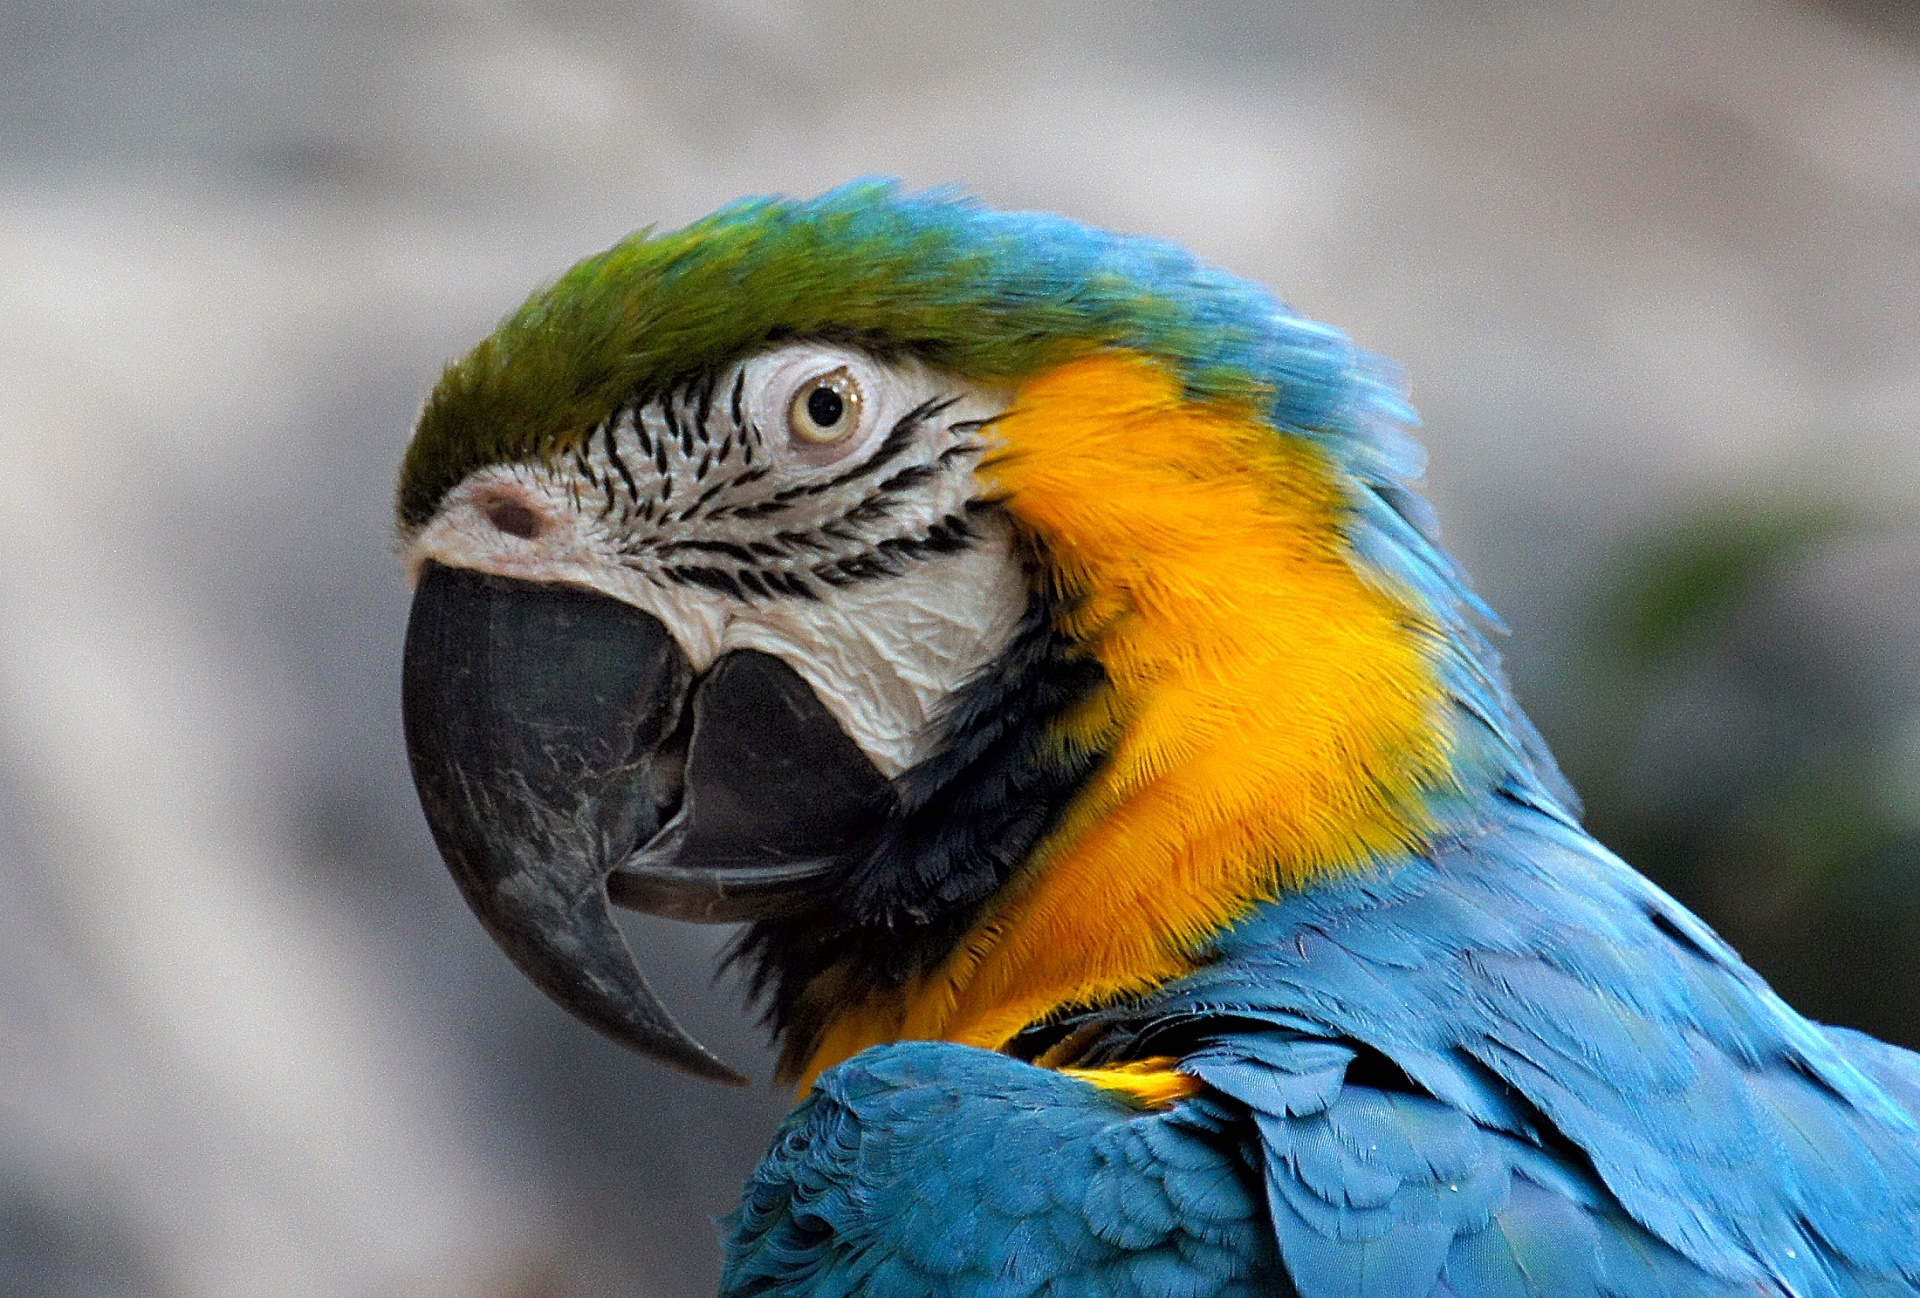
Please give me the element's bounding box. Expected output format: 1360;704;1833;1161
402;345;1029;777
718;521;1025;774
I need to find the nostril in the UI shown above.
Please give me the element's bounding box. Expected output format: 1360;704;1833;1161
481;493;547;540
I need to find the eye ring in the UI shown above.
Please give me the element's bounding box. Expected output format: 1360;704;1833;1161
788;366;865;444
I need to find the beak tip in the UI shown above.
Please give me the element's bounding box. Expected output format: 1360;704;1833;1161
618;1037;752;1087
705;1061;754;1089
604;1003;751;1086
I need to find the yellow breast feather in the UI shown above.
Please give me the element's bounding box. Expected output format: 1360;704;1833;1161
799;351;1458;1087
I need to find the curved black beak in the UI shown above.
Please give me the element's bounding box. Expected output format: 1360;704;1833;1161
401;563;894;1083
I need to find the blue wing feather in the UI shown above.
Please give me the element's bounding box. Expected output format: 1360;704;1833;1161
723;797;1920;1298
721;1042;1279;1298
1132;793;1920;1298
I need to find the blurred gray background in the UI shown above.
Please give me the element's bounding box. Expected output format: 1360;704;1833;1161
1;1;1915;1294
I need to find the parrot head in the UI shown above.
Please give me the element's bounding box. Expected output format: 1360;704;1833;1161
397;182;1556;1087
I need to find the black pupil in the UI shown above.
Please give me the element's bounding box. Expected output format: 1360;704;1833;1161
806;386;845;428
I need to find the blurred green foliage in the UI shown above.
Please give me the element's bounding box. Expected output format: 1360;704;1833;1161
1603;505;1852;667
1538;497;1920;1048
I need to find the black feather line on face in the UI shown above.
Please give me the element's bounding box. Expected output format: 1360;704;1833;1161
724;527;1110;1081
603;422;640;503
692;372;716;444
611;392;984;598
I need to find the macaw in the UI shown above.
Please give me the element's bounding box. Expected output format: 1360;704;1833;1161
396;182;1920;1298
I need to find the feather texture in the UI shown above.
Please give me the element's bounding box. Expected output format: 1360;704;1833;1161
727;794;1920;1295
722;1041;1278;1298
1109;793;1920;1297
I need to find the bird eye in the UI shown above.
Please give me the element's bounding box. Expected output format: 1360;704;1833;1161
788;367;864;444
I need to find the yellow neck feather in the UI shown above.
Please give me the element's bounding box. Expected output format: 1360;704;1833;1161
798;352;1455;1089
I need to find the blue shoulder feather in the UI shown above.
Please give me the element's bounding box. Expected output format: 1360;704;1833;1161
725;794;1920;1297
720;1041;1276;1298
1126;794;1920;1298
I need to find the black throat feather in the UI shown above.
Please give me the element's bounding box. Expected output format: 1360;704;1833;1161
725;536;1109;1081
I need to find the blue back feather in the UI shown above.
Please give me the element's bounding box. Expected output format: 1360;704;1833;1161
725;799;1920;1297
